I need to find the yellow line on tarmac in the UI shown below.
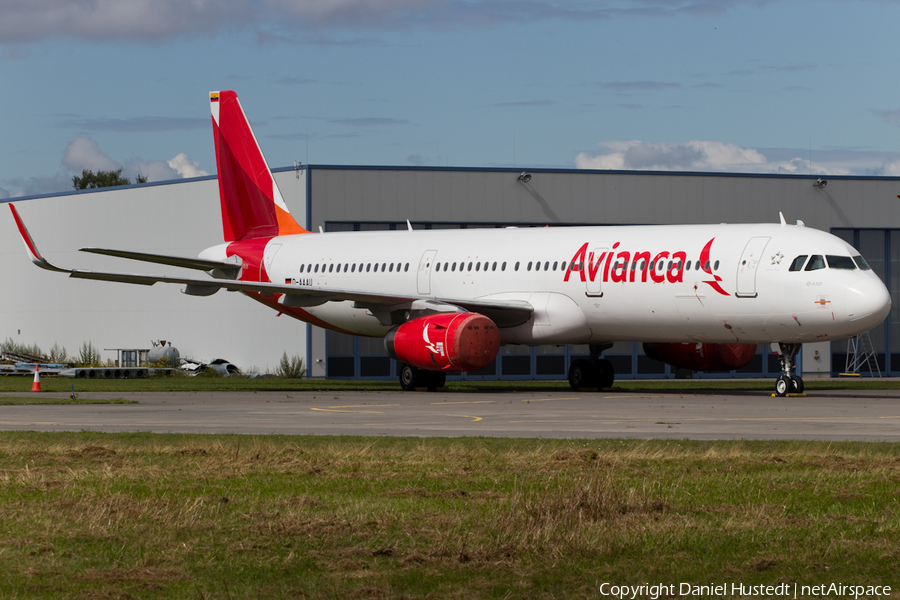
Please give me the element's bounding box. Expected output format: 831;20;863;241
310;408;385;414
430;400;495;405
445;414;483;422
509;415;900;424
326;404;400;408
522;397;580;402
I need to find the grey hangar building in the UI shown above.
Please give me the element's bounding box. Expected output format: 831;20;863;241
2;164;898;382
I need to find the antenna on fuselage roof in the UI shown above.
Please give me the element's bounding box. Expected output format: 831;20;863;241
407;220;413;231
779;212;787;227
318;226;324;234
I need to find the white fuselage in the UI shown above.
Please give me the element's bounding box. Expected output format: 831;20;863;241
208;223;891;346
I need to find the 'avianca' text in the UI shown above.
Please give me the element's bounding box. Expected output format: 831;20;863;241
563;237;729;295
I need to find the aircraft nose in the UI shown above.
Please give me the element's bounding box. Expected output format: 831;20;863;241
845;276;892;328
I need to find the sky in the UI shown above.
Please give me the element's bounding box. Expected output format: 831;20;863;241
1;0;899;198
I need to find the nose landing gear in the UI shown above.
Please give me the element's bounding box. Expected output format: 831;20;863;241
774;343;803;397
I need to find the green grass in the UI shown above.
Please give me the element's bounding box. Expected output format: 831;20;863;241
0;433;898;598
0;396;135;405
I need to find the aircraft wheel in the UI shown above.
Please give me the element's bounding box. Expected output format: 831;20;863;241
568;359;595;390
399;364;421;391
594;359;615;389
775;375;791;397
426;371;446;391
791;375;804;394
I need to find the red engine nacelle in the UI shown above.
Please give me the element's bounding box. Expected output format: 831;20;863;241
385;312;500;372
643;342;757;372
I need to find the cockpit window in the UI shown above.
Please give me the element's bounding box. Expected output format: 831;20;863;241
789;255;808;271
826;255;856;270
853;255;872;271
804;255;826;271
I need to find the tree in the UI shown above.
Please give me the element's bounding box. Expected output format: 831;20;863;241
276;352;305;378
72;168;147;190
77;341;102;367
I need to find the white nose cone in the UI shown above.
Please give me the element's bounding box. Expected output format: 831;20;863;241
845;277;892;330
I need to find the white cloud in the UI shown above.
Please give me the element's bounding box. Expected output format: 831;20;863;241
572;140;879;176
62;136;121;173
881;158;900;177
124;159;179;182
1;136;209;197
167;153;209;178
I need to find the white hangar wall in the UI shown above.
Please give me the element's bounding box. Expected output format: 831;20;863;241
0;169;308;372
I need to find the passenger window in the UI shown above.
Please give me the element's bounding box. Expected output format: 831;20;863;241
515;262;520;271
535;262;541;272
366;264;371;272
435;262;441;272
475;262;481;272
502;261;507;271
468;262;473;271
853;255;871;270
714;260;719;270
382;263;387;272
351;264;356;272
344;264;349;272
826;255;856;270
685;260;691;270
527;261;533;271
404;263;409;272
314;264;319;273
789;255;807;271
492;262;497;271
389;263;394;272
805;255;826;271
397;263;402;272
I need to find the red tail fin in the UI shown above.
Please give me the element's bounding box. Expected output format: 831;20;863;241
210;90;307;241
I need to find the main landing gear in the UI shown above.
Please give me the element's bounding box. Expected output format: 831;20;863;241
774;342;804;397
568;344;615;391
398;364;447;392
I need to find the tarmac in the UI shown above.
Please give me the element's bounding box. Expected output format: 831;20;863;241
2;387;900;440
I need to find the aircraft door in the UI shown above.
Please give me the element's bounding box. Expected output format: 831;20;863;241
263;243;282;281
417;249;437;295
585;246;608;297
735;236;770;298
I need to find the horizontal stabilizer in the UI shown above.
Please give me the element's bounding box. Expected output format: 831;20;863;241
81;248;241;278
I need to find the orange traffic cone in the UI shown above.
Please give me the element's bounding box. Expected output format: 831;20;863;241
31;365;42;392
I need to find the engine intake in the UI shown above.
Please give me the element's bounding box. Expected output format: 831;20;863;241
385;312;500;372
643;342;757;372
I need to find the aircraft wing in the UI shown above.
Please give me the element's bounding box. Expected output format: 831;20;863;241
80;247;242;278
10;204;533;327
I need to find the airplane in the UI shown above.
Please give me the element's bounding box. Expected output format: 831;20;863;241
8;90;892;396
